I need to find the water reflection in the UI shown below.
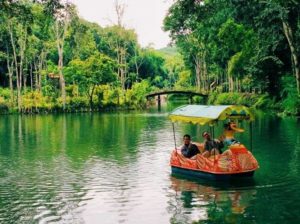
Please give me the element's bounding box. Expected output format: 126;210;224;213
0;112;171;223
168;175;257;223
0;110;300;223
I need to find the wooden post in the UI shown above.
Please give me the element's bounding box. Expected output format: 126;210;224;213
157;95;161;111
189;94;193;104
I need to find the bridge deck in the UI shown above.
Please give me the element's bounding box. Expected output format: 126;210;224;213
146;90;208;98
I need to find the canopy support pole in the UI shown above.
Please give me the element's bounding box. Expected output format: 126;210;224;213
250;122;253;152
210;126;214;139
172;123;177;150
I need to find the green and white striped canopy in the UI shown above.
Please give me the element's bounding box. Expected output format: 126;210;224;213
169;105;253;125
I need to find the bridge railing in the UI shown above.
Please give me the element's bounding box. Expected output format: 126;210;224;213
146;88;208;99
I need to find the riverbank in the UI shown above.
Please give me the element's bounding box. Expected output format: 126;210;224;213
0;81;154;114
206;92;300;116
170;92;300;116
1;88;299;116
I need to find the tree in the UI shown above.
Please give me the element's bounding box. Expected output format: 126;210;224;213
164;0;233;92
2;1;33;111
102;26;138;89
164;0;300;99
163;53;185;88
53;2;75;109
138;48;167;88
66;53;117;109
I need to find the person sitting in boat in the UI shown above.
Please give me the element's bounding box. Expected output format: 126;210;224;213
202;131;224;158
181;134;200;159
223;121;244;146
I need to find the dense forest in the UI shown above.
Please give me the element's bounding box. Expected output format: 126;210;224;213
164;0;300;115
0;0;299;115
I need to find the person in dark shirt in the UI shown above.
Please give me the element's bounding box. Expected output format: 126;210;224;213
181;134;200;159
202;131;224;158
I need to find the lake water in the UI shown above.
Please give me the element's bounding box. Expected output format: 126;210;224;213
0;108;300;223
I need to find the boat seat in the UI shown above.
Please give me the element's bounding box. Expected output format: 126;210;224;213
194;142;205;153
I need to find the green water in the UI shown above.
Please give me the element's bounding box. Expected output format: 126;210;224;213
0;109;299;223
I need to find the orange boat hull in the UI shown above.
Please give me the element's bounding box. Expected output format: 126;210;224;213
170;145;259;180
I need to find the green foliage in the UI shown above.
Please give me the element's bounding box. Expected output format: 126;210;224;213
68;96;89;110
1;0;299;114
0;1;173;113
22;91;53;112
228;52;242;77
279;75;300;115
174;70;192;89
0;88;11;99
192;95;203;103
208;92;275;108
213;92;241;105
164;54;185;88
138;49;167;85
0;96;9;114
252;94;277;109
104;87;123;107
125;80;152;109
164;0;300;109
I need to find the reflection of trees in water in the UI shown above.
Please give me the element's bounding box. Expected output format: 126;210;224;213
0;113;166;163
0;113;170;223
168;175;257;223
279;118;300;176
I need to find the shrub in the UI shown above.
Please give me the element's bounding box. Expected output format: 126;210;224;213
125;80;152;109
279;75;300;115
0;88;11;99
22;91;54;112
0;96;9;113
69;96;89;110
214;92;240;105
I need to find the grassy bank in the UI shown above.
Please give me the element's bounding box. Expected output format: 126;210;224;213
0;81;154;114
207;92;300;116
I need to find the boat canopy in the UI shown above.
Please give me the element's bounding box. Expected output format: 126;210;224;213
169;105;254;125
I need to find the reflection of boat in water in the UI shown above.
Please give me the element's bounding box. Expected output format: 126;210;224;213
169;105;259;181
169;175;257;223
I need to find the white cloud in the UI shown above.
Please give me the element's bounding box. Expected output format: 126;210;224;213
70;0;173;49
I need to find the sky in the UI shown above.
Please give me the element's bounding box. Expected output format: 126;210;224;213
70;0;173;49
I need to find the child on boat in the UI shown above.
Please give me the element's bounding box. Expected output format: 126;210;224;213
223;121;244;146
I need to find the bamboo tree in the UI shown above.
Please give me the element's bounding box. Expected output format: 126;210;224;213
53;3;73;109
133;46;144;82
6;50;14;104
282;20;300;94
7;19;26;112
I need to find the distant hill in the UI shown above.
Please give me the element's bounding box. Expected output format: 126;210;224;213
157;46;178;56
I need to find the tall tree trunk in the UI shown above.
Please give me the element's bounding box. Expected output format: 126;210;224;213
8;20;22;112
30;63;33;91
18;28;27;108
38;50;46;93
58;43;66;109
6;53;14;105
202;53;208;92
118;46;127;90
88;85;95;111
134;47;143;82
55;20;67;109
23;60;27;90
34;61;39;90
228;74;234;92
282;20;300;94
194;55;201;91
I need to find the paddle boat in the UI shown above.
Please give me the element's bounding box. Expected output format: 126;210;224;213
169;105;259;181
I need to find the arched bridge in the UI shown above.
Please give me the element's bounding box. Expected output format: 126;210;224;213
146;90;208;99
146;90;208;109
